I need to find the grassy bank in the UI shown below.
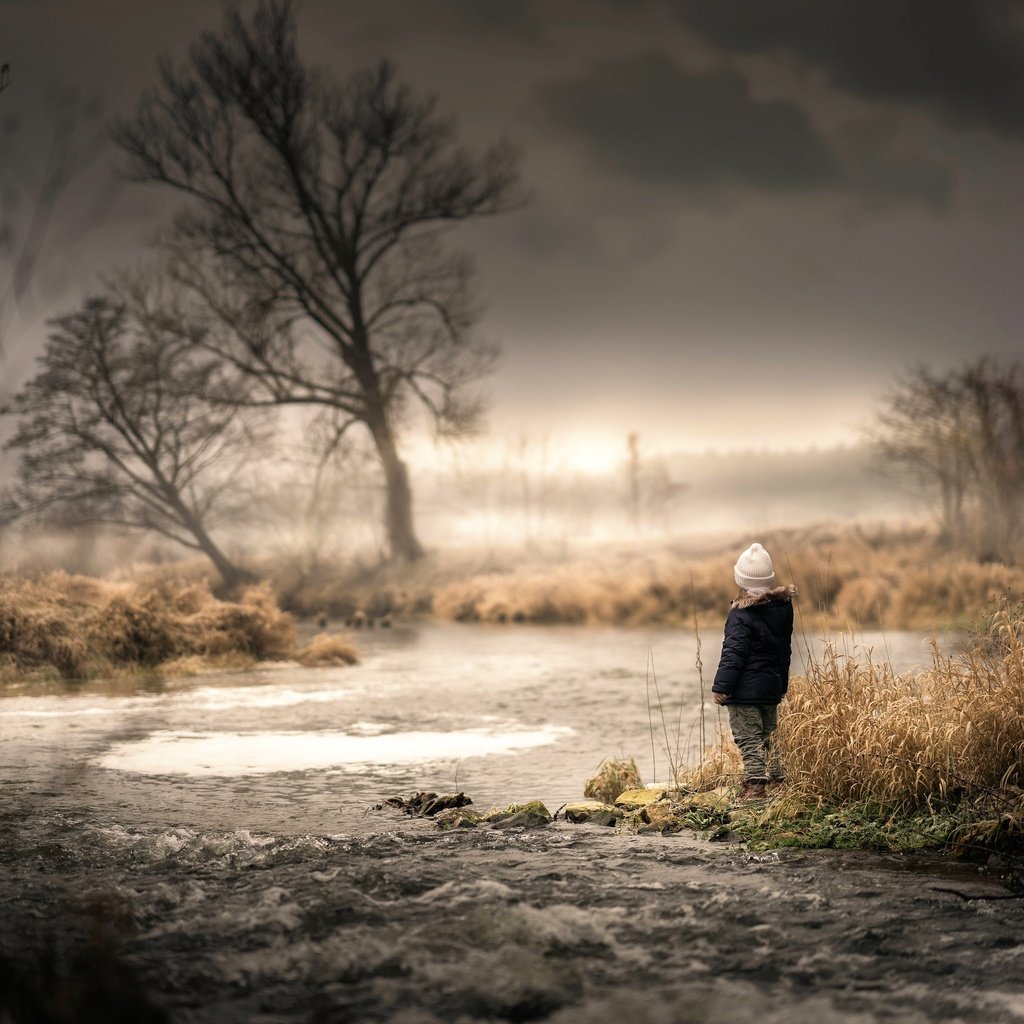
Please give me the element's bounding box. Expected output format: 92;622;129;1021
0;573;358;684
669;600;1024;864
261;523;1024;632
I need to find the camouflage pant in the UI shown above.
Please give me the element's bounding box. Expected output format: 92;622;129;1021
727;703;782;783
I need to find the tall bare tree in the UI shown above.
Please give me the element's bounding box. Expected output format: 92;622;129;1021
1;279;265;588
872;359;1024;560
113;1;521;561
872;366;972;544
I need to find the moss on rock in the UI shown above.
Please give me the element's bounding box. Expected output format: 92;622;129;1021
484;801;552;830
564;801;620;825
614;787;672;808
434;807;482;830
676;787;733;813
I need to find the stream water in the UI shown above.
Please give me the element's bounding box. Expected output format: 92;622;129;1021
3;623;1023;1023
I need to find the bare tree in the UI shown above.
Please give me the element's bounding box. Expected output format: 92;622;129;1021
113;1;522;561
872;366;971;544
960;360;1024;559
872;359;1024;560
1;279;266;588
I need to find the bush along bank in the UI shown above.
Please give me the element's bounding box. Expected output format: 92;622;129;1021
264;523;1024;631
0;572;358;684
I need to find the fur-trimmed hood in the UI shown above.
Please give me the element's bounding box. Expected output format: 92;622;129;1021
730;584;799;610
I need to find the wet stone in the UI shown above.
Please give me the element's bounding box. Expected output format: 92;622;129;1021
491;809;551;830
614;787;672;808
677;787;733;813
564;801;619;825
641;802;679;833
433;807;482;831
484;801;552;825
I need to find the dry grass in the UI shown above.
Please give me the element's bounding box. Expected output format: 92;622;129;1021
678;729;744;792
0;572;355;683
683;601;1024;824
583;757;643;803
78;522;1023;632
259;523;1024;631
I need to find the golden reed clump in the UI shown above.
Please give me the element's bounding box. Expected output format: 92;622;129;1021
418;526;1024;630
583;757;643;803
686;601;1024;814
295;632;360;667
0;572;305;681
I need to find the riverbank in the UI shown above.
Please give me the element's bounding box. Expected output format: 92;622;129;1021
263;522;1023;632
0;573;358;684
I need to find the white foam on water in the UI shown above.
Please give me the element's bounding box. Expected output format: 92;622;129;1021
94;724;574;776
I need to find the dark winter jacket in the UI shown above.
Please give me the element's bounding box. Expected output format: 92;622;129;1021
711;586;797;705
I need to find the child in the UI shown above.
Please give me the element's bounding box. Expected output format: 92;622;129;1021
711;543;796;800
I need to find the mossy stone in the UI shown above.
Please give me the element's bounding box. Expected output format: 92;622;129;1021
564;800;619;824
641;801;678;831
485;800;551;823
615;787;671;808
434;807;482;830
491;809;550;830
677;787;733;813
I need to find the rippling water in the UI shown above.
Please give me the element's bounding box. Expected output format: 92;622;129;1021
1;622;946;832
6;623;1021;1024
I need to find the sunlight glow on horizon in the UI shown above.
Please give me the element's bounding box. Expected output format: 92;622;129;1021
404;425;862;477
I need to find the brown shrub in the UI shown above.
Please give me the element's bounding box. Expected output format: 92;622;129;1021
0;574;296;681
296;633;360;667
678;730;744;791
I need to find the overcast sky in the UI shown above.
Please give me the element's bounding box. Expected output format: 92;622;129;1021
2;0;1023;462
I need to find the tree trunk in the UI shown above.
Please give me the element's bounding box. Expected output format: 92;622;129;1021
197;534;248;592
174;499;249;591
369;426;424;562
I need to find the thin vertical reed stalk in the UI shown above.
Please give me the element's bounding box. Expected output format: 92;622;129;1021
690;572;706;759
646;648;657;783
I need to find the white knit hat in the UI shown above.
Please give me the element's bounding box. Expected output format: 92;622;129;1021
734;542;776;591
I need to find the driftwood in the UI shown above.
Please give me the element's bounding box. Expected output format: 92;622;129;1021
382;792;473;817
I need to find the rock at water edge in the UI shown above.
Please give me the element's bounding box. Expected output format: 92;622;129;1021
564;801;620;825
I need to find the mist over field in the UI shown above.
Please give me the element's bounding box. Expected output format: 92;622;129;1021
1;435;920;577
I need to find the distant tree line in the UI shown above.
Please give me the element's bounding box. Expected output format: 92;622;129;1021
1;1;521;585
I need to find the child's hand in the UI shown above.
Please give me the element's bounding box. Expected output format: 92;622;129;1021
712;692;729;705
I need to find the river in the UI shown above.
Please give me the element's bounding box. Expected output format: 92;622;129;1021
3;622;1023;1022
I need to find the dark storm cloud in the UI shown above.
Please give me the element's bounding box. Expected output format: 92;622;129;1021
529;52;837;191
670;0;1024;138
433;0;544;40
527;51;952;208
